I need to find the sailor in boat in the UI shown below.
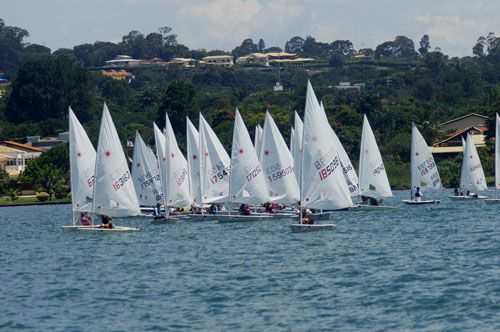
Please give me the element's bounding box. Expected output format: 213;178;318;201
302;208;314;224
80;212;91;226
239;204;251;215
361;195;380;206
454;186;459;196
100;215;113;229
191;204;202;214
209;204;219;214
414;187;423;202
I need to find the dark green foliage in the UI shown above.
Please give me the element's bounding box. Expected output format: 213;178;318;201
0;19;29;73
158;80;196;139
19;143;69;191
232;38;259;57
5;54;96;123
418;34;430;57
375;36;419;58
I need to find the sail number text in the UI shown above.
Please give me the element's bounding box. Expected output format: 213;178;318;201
316;156;340;181
112;170;131;191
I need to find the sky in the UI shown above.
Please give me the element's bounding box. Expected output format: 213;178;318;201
2;0;500;56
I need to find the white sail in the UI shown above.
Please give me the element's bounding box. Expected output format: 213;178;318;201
186;117;201;205
199;113;231;203
153;123;168;207
460;133;487;191
131;131;163;206
301;81;352;209
291;112;303;184
68;107;96;213
495;114;500;189
320;102;359;197
165;114;192;207
254;124;263;158
260;111;300;203
358;114;392;198
290;127;295;153
93;104;140;217
229;109;269;204
410;123;441;189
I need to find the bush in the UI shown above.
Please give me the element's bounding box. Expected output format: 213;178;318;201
66;192;72;200
36;191;50;202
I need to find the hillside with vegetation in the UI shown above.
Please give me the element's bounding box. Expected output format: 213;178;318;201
1;18;500;196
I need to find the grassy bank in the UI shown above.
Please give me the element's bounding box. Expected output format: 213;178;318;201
0;196;71;207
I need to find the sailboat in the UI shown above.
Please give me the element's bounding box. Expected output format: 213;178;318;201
291;81;353;231
485;114;500;204
164;113;192;208
79;104;141;232
320;104;359;199
61;107;100;232
131;131;164;207
260;110;300;204
218;109;272;222
450;132;488;200
186;117;201;207
356;114;393;210
186;113;232;221
403;123;442;205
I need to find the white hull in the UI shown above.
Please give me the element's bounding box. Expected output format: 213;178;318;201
349;204;396;211
77;226;139;233
484;198;500;204
449;195;488;201
402;199;440;205
290;223;336;232
61;225;101;232
216;214;273;223
185;214;219;222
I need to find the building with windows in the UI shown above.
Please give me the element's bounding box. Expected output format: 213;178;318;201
101;70;135;82
105;55;141;67
0;144;43;175
201;55;234;68
430;113;490;154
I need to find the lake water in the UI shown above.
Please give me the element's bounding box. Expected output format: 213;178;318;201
0;190;498;331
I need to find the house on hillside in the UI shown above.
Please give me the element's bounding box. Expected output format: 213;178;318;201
0;143;43;175
105;55;141;67
200;55;234;68
168;58;198;68
26;134;66;151
430;113;490;155
101;70;135;82
334;82;365;94
440;113;490;132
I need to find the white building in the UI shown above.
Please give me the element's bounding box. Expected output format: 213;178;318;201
201;55;234;68
105;55;141;67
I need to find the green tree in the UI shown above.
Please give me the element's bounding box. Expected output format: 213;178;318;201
5;54;96;123
0;18;30;73
418;34;430;57
158;80;196;136
375;36;419;58
232;38;259;57
258;39;265;53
